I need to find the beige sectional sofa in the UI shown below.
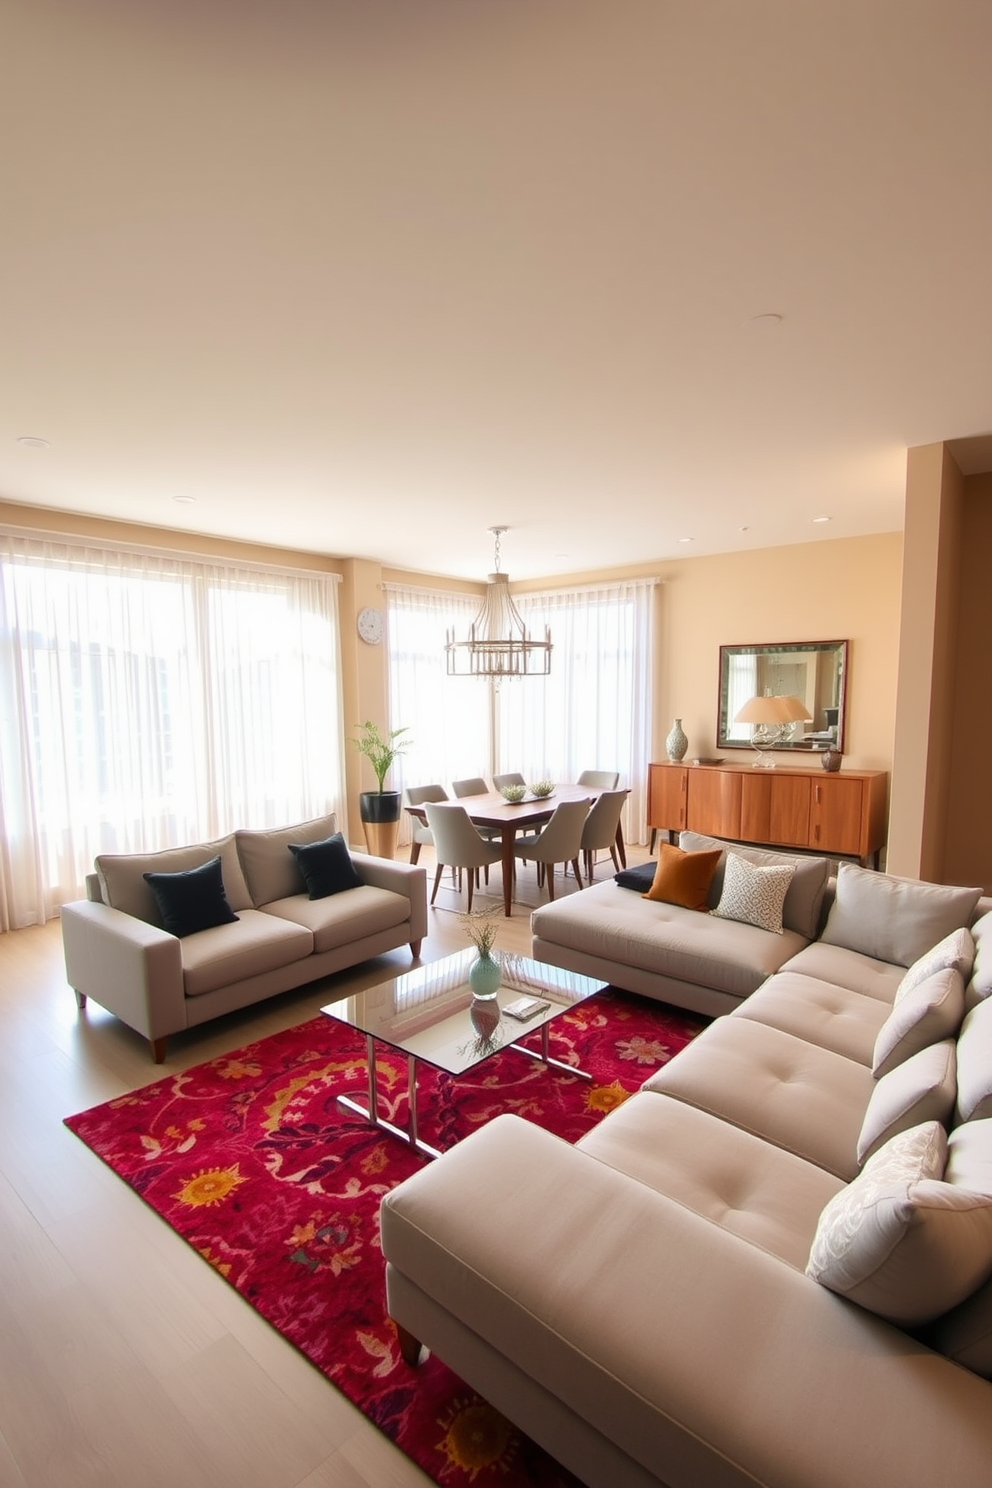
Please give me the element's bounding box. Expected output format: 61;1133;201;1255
531;830;834;1017
381;860;992;1488
61;813;427;1061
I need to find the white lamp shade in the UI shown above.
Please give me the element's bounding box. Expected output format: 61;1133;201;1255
734;694;812;725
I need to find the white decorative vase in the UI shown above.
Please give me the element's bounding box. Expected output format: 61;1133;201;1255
666;718;688;762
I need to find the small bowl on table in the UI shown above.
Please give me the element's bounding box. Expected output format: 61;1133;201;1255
499;784;527;803
528;780;555;798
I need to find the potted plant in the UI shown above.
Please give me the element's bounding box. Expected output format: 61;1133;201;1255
352;720;410;857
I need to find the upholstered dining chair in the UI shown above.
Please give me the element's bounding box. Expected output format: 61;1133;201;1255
424;802;503;911
579;788;627;882
492;771;526;790
451;776;499;878
403;784;448;866
451;777;489;798
577;769;620;789
512;798;590;902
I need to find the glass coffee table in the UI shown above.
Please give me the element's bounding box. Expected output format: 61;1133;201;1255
320;948;608;1160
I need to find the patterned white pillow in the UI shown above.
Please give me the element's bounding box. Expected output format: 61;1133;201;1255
711;852;795;935
807;1122;992;1325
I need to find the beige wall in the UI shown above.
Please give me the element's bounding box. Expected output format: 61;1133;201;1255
888;446;964;879
512;535;902;776
943;472;992;889
651;534;903;773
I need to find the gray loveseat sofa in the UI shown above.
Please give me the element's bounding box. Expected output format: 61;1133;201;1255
381;865;992;1488
61;813;427;1061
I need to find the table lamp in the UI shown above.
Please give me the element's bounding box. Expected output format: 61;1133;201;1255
734;694;812;767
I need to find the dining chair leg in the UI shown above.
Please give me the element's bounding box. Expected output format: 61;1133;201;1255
546;865;555;901
466;876;475;913
431;865;444;906
610;845;621;871
410;842;422;865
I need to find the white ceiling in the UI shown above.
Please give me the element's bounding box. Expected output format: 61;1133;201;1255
3;1;991;581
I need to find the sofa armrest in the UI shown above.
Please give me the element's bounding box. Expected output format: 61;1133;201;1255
351;853;427;947
60;900;186;1043
382;1113;992;1488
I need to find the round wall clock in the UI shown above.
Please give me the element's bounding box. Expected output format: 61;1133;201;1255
357;606;384;645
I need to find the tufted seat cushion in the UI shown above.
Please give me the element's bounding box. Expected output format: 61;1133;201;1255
641;1017;875;1180
180;909;313;996
734;972;891;1065
260;883;410;953
779;941;906;1003
578;1090;844;1270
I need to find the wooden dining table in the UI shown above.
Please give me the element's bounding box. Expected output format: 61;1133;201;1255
405;785;627;916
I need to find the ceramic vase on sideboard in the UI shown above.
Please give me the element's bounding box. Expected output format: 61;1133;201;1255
666;718;688;762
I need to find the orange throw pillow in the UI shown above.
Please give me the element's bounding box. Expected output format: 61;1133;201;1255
642;843;722;911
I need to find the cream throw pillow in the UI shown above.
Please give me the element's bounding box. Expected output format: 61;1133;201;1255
955;998;992;1124
807;1122;992;1325
895;927;975;1003
857;1040;957;1165
871;967;966;1077
711;852;795;935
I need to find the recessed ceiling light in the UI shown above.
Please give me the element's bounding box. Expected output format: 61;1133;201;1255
811;515;831;524
743;313;784;330
678;537;694;544
17;435;52;449
173;496;197;505
738;525;750;533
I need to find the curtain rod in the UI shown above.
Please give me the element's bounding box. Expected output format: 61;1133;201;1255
0;523;343;582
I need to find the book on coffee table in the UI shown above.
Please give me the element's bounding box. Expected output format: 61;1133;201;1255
503;995;551;1021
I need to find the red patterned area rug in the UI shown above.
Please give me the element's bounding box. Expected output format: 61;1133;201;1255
65;989;704;1487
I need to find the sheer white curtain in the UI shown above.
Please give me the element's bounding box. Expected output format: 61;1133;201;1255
0;533;343;929
384;583;491;846
497;579;657;843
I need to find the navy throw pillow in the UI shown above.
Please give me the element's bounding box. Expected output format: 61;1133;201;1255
289;833;363;899
614;860;658;892
143;855;239;937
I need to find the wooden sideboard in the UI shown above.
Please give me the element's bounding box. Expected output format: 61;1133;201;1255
648;760;888;867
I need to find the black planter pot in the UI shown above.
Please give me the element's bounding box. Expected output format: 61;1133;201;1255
359;790;402;824
359;790;402;858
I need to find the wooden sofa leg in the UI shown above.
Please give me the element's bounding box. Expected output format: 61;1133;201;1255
395;1322;424;1366
73;988;87;1009
150;1036;168;1064
410;938;423;958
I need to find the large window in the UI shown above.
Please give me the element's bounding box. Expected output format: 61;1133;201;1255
0;534;342;928
385;577;656;845
384;584;490;843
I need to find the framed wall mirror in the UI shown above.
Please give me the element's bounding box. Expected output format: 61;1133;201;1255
717;640;849;754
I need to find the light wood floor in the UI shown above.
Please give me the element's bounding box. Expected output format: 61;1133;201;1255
0;845;647;1488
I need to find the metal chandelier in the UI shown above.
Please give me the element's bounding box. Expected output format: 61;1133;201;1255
445;527;552;680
